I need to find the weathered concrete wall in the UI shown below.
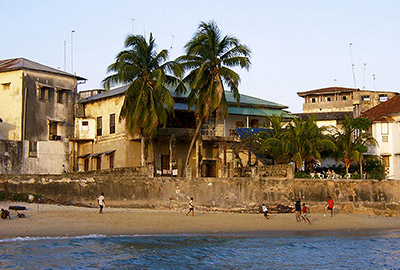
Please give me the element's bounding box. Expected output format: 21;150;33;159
0;140;23;174
1;170;400;212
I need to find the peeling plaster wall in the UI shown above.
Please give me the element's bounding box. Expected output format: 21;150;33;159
1;171;400;211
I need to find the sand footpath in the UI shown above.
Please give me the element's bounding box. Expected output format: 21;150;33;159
1;201;400;239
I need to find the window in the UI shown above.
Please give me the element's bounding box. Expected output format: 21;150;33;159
96;157;101;170
49;121;61;140
48;88;54;102
97;117;102;136
1;82;10;90
362;96;370;101
381;122;389;135
84;158;89;171
57;91;64;103
29;141;37;157
379;95;388;102
81;121;89;130
39;88;46;100
110;113;116;134
109;152;115;169
342;96;347;101
326;97;331;102
311;98;316;103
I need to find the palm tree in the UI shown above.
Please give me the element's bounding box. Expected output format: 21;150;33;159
250;115;290;165
176;21;251;169
282;116;335;171
333;116;377;175
102;34;182;166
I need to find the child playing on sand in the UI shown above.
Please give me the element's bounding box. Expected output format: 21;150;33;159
98;192;106;214
262;203;269;220
326;197;334;217
186;197;194;216
301;203;311;224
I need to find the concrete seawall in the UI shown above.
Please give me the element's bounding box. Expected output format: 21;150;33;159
1;170;400;214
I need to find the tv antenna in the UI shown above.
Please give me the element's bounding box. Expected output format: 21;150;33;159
372;74;376;90
170;35;175;50
349;43;357;88
362;63;367;90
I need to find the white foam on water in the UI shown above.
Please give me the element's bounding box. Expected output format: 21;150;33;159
0;234;108;243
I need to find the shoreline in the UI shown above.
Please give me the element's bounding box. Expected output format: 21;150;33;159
1;202;400;239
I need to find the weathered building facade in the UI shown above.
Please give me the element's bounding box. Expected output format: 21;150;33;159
74;85;292;177
296;87;398;128
0;58;85;174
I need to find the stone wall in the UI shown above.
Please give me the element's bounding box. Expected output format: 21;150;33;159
1;169;400;212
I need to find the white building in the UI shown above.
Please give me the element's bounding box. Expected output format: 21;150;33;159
362;95;400;179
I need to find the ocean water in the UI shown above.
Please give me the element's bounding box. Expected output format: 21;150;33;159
1;231;400;270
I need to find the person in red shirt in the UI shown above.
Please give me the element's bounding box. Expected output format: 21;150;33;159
301;203;311;224
326;197;334;217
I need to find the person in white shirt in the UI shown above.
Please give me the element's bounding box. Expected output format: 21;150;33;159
186;197;194;216
98;192;106;214
262;203;269;220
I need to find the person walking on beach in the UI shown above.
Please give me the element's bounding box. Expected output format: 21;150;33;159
295;198;302;222
186;197;194;216
262;203;269;220
98;192;106;214
326;197;334;217
301;203;311;224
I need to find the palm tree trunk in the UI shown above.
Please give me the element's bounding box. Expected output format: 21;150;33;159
185;118;203;169
141;137;146;166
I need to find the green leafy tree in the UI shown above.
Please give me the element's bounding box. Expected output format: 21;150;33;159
333;116;377;174
103;34;182;165
176;21;251;169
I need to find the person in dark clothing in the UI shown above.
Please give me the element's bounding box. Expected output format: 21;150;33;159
295;198;302;222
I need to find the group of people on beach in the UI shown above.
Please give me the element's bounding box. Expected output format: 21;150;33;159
261;196;334;224
96;192;334;222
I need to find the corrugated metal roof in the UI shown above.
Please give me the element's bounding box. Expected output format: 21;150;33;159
0;58;86;80
228;107;292;117
79;84;288;109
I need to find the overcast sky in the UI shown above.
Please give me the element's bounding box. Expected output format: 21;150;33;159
2;0;399;112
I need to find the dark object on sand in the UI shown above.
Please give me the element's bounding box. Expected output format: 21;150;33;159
9;206;26;211
17;213;25;218
1;208;11;219
275;204;293;213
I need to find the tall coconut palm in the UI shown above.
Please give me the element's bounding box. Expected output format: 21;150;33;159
282;116;335;171
102;34;182;166
176;21;251;168
333;116;377;174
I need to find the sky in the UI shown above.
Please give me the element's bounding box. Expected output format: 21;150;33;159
1;0;400;113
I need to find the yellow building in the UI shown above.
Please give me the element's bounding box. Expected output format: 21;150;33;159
74;85;292;177
0;58;85;174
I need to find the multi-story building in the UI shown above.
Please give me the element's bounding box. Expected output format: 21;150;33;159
296;86;398;127
362;95;400;179
0;58;85;174
73;85;292;177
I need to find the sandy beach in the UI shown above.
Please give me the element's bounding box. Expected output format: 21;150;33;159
1;201;400;239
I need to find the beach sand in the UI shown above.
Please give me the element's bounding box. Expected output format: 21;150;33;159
1;202;399;239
